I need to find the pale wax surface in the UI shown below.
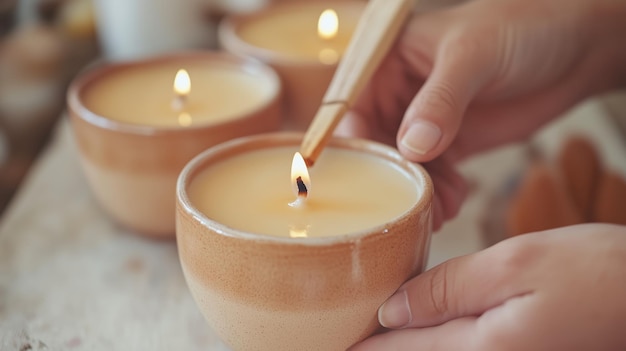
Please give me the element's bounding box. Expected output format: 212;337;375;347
237;3;362;61
81;60;275;127
189;146;420;238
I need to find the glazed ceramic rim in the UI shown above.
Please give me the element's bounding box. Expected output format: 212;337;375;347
177;132;433;246
218;1;366;67
67;51;282;136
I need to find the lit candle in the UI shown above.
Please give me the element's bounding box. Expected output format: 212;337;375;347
231;6;349;63
219;1;364;129
68;53;282;237
187;140;418;238
177;133;433;351
81;57;277;128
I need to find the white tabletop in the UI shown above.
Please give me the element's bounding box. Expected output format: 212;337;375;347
1;98;624;351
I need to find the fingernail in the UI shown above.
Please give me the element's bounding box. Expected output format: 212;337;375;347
378;290;411;329
400;121;442;155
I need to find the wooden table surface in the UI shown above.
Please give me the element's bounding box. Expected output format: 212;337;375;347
1;98;624;351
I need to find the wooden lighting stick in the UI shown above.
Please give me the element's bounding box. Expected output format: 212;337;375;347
300;0;414;166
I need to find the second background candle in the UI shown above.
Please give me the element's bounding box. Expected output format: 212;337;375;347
219;1;365;130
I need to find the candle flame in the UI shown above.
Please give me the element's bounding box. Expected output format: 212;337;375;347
173;69;191;96
318;9;338;40
291;152;311;198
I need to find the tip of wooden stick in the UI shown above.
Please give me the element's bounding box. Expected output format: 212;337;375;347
300;102;348;167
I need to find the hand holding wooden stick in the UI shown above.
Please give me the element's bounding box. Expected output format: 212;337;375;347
299;0;414;166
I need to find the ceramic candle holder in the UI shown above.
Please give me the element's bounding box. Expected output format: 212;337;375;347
176;133;433;351
219;1;364;130
68;52;282;238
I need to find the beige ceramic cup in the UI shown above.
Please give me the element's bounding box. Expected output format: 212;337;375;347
176;133;433;351
68;53;282;238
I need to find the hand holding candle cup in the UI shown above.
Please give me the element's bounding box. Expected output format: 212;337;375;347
68;53;282;237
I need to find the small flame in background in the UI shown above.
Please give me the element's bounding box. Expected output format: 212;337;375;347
317;10;339;64
173;69;191;96
318;9;338;40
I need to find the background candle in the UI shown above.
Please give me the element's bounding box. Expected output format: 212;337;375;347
219;1;364;130
69;52;282;237
81;58;274;127
177;133;433;351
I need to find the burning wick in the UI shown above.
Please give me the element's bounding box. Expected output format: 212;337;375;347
289;152;311;208
172;69;191;111
296;176;308;196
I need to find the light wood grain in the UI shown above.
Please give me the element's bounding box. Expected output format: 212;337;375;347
300;0;414;166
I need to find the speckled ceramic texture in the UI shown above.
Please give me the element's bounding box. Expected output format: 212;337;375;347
176;133;433;351
68;52;282;238
218;2;365;130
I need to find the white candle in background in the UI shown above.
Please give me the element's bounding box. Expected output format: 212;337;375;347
93;0;215;61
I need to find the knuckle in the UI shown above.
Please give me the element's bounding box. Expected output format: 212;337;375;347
427;262;452;316
442;25;492;59
490;237;543;278
418;82;459;114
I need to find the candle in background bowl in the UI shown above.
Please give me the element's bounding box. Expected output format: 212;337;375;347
177;133;433;351
68;52;282;237
219;1;364;130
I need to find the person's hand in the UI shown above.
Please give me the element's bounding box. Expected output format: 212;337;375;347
349;223;626;350
336;0;626;229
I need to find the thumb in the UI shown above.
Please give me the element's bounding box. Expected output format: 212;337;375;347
377;238;532;329
397;38;493;162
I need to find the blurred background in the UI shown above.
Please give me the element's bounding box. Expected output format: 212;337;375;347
0;0;101;214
